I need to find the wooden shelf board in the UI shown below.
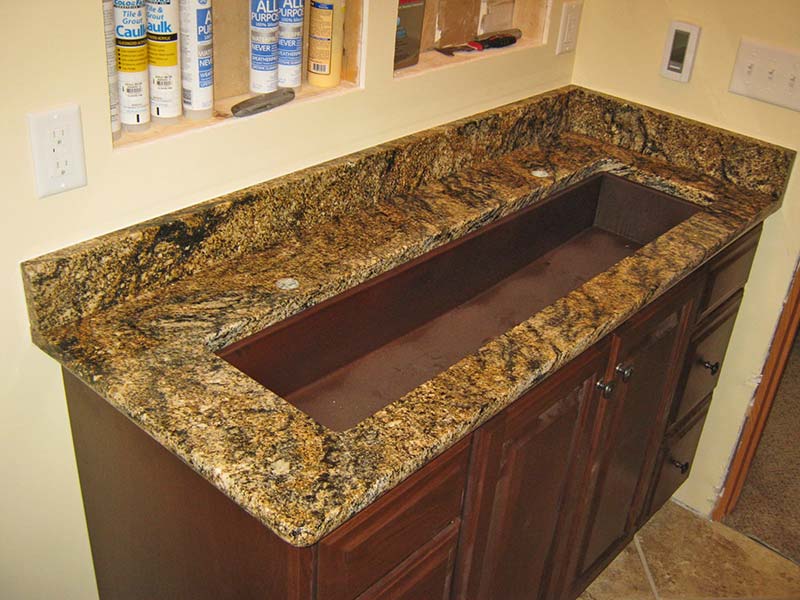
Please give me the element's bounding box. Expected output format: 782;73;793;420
114;81;360;148
393;37;544;79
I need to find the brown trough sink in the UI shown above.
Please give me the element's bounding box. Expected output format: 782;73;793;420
219;174;699;431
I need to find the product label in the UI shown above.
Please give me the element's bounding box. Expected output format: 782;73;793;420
308;1;333;75
250;0;279;91
197;8;214;89
147;0;178;67
278;0;303;87
180;0;213;110
146;0;180;118
103;0;121;132
115;2;148;73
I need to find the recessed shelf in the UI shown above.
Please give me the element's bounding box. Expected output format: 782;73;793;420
114;81;359;147
110;0;363;148
394;37;544;79
393;0;551;78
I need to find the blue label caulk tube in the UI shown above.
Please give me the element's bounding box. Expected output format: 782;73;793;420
103;0;122;140
278;0;303;88
146;0;181;123
180;0;214;120
114;0;150;131
250;0;279;93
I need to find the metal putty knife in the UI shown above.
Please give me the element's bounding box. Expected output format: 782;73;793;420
232;88;295;118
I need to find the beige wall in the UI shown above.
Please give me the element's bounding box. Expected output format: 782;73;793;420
4;0;799;596
0;2;574;598
573;0;800;514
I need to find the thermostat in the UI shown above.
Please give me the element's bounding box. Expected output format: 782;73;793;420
660;21;700;83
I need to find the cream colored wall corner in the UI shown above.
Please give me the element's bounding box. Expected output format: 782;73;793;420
0;2;574;598
573;0;800;516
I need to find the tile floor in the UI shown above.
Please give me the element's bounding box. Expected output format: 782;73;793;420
578;501;800;600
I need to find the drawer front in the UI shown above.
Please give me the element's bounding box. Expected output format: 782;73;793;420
648;399;711;515
671;291;743;425
698;225;760;320
357;523;459;600
318;438;470;600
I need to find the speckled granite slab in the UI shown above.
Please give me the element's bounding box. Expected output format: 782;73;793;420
21;87;795;547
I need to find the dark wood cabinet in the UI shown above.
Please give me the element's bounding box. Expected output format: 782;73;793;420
453;342;609;600
64;227;761;600
318;438;469;600
670;291;743;425
357;524;460;600
646;399;712;516
565;278;699;595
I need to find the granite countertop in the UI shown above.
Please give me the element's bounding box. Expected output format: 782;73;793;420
22;87;795;547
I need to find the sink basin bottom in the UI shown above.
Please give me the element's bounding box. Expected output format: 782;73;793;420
288;227;638;431
219;174;699;431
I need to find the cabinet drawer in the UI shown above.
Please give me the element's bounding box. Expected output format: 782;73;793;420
318;438;470;600
671;291;743;425
698;225;760;320
357;523;459;600
648;399;711;515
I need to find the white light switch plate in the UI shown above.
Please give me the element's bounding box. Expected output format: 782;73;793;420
729;37;800;112
28;104;87;198
556;1;583;55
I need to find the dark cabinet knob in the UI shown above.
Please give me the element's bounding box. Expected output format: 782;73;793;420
701;360;721;375
615;363;634;382
670;457;690;475
596;380;615;399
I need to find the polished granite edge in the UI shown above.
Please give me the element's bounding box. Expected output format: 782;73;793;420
21;89;571;336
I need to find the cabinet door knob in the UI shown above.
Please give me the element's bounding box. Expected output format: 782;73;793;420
596;380;615;399
701;360;721;375
669;457;691;475
615;363;634;382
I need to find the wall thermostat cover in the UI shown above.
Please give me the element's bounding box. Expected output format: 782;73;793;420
661;21;701;83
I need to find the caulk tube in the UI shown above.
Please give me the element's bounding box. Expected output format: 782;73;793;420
250;0;279;93
114;0;150;131
102;0;122;140
180;0;214;120
146;0;181;123
278;0;303;88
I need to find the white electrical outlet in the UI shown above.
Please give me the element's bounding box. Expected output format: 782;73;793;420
556;1;583;55
730;37;800;112
28;104;87;198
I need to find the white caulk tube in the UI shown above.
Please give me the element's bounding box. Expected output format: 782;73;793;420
180;0;214;120
278;0;303;88
147;0;182;124
250;0;279;93
114;0;150;131
102;0;122;140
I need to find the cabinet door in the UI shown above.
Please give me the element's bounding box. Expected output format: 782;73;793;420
357;524;459;600
318;438;470;600
569;280;698;593
453;342;610;600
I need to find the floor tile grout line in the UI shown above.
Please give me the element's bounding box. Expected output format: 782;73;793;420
634;533;661;600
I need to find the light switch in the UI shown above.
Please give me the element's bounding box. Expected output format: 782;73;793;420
28;104;87;198
556;1;583;55
660;21;701;83
729;37;800;112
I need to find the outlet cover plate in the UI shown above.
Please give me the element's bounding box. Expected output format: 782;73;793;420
556;1;583;55
28;104;87;198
